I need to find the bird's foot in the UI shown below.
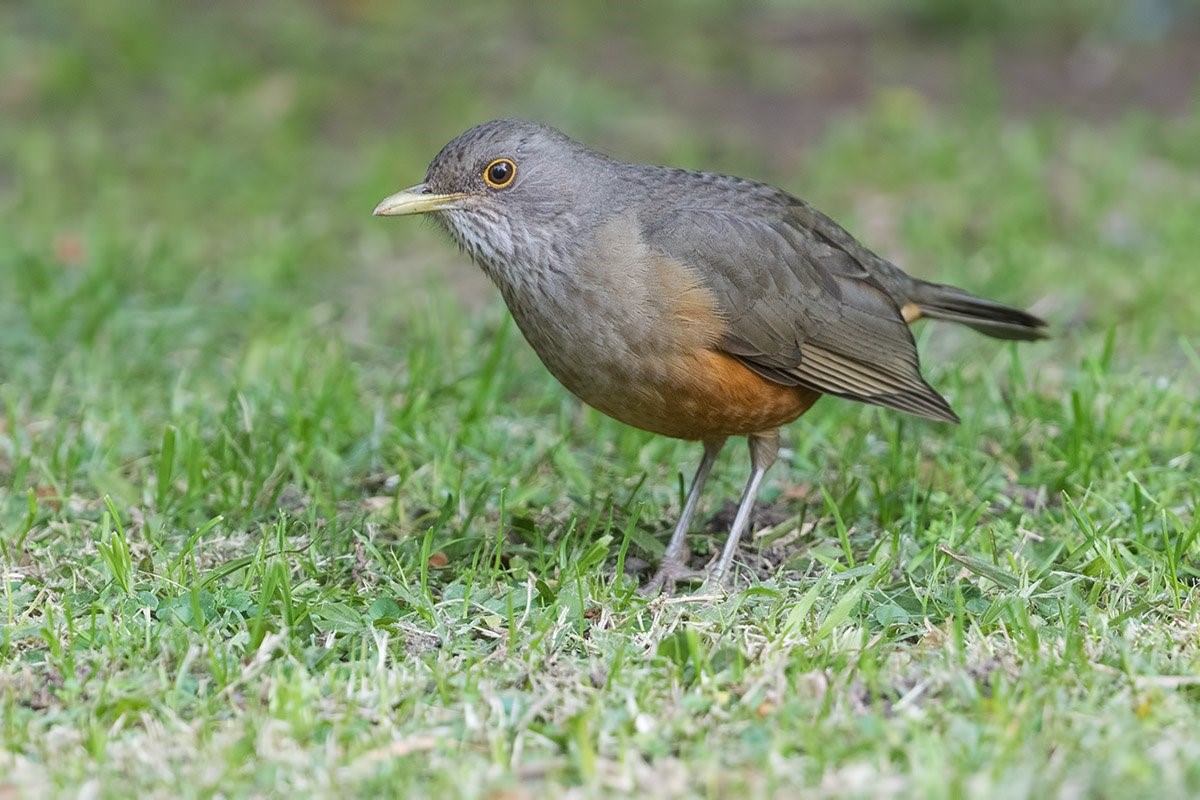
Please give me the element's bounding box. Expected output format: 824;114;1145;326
639;557;706;598
699;567;734;596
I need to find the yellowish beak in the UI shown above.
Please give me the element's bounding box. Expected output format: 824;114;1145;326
373;183;467;216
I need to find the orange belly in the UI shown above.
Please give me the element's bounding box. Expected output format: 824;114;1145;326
507;242;821;441
587;349;820;440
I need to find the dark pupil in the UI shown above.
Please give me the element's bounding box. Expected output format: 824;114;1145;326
489;161;511;184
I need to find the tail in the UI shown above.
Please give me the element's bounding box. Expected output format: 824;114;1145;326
904;280;1048;341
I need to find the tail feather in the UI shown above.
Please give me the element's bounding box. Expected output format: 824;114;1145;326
908;281;1048;341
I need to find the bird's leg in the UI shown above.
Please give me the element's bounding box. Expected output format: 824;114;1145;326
705;431;780;590
640;437;726;596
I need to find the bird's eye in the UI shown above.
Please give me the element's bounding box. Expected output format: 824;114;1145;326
483;158;516;189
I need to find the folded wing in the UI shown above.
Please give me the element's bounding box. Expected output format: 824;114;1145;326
641;203;959;423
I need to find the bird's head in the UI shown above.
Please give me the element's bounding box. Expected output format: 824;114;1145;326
374;119;609;275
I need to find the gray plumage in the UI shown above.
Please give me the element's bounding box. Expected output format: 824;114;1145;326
413;119;1045;424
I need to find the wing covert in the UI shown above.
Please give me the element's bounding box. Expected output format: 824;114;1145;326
641;204;958;423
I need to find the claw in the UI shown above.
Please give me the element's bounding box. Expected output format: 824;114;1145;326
640;558;706;597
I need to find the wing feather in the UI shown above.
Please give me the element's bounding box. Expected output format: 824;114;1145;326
641;202;958;423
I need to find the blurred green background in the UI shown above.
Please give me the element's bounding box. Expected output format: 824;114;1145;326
3;0;1199;336
3;1;1200;796
4;0;1199;320
3;0;1198;457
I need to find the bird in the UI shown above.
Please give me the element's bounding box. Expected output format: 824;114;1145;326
373;119;1046;594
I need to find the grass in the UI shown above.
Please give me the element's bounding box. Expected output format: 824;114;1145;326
2;2;1200;797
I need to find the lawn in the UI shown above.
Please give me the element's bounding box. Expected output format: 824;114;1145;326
2;2;1199;797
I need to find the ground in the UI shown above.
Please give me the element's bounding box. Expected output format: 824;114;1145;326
2;2;1199;798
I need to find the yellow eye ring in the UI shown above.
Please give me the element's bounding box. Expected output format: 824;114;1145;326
483;158;516;189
